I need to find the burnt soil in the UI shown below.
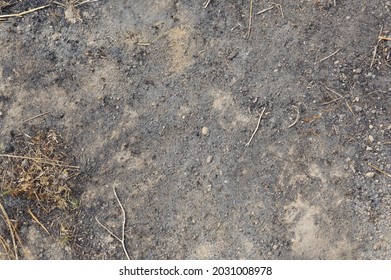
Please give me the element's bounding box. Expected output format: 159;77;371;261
0;0;391;259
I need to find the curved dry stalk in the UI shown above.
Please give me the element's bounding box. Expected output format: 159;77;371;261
288;105;300;128
245;107;266;147
96;186;130;260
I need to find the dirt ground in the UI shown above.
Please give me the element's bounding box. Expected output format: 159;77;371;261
0;0;390;260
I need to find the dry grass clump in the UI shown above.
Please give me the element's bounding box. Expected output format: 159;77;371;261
0;130;79;210
0;129;79;259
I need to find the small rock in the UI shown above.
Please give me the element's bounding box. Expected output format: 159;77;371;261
272;244;278;250
354;106;362;112
369;124;374;129
206;156;213;163
201;126;209;135
346;146;356;157
368;135;374;143
227;50;239;60
365;172;375;178
366;146;373;151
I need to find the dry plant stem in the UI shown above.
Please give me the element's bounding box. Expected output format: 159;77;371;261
0;202;17;259
247;0;253;38
203;0;211;8
52;1;67;7
74;0;98;7
370;27;383;68
0;235;12;259
245;107;266;147
113;186;130;260
368;163;391;178
28;207;50;235
22;112;49;124
324;86;355;116
288;105;300;128
0;154;79;169
378;36;391;41
321;98;340;105
256;6;274;15
95;217;121;242
0;4;50;18
96;186;130;260
319;48;340;62
272;3;284;18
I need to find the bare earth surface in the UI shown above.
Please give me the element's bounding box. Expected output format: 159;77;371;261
0;0;391;259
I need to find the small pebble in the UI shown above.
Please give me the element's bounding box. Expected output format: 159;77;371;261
227;51;239;60
366;146;373;151
365;172;375;178
354;106;362;112
272;244;278;250
201;127;209;135
368;135;374;143
206;156;213;163
369;124;374;129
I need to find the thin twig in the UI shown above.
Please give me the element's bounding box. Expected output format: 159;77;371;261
96;186;130;260
22;112;49;124
28;207;50;235
370;27;383;68
245;107;266;147
368;163;391;178
256;6;274;15
324;86;355;116
247;0;253;38
0;202;17;260
288;105;300;128
0;154;79;169
378;36;391;41
321;98;340;105
0;4;49;19
272;3;284;18
95;216;121;242
319;48;340;63
113;186;130;260
74;0;98;7
203;0;211;8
